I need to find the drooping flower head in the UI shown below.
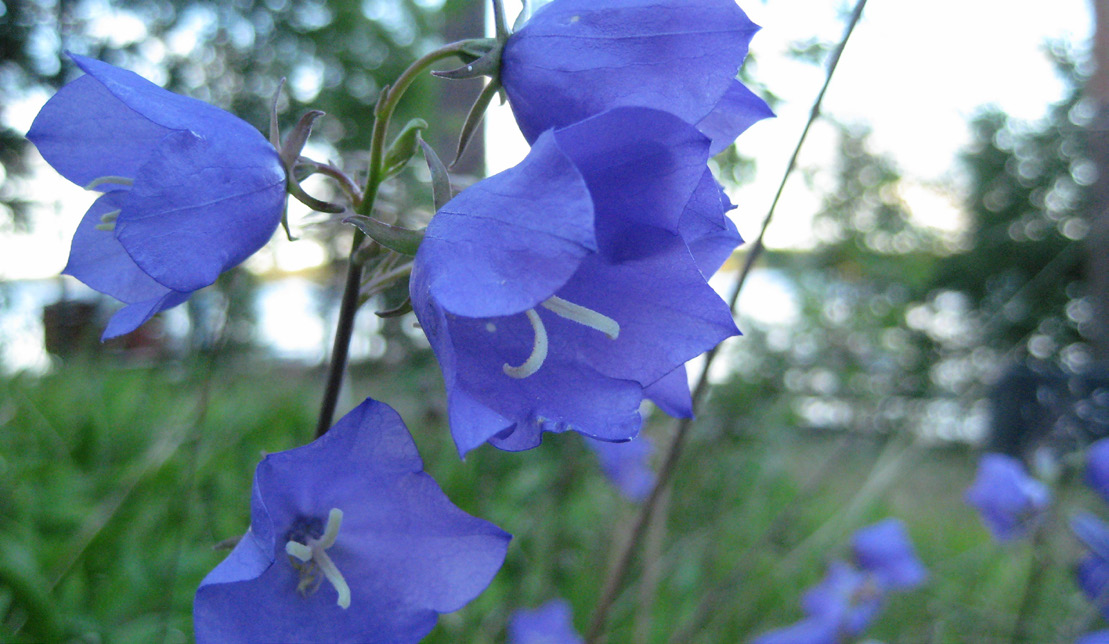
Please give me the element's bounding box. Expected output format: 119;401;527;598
964;453;1051;542
585;435;655;502
27;54;287;339
411;106;741;456
1087;438;1109;506
193;398;511;642
508;599;583;644
501;0;773;154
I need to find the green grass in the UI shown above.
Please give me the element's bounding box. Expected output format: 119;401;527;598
0;356;1101;642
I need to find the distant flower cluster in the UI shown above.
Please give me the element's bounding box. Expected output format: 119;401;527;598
752;519;927;644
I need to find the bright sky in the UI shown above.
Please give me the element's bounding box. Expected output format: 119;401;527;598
1;0;1096;280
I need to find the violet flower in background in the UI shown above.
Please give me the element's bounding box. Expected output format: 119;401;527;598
851;518;928;591
1078;630;1109;644
501;0;773;153
964;452;1051;541
411;107;742;456
27;54;286;339
1087;438;1109;505
753;519;927;644
586;435;655;502
193;398;511;643
508;599;583;644
1072;512;1109;622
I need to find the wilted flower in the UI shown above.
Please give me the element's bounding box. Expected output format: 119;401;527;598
508;599;583;644
193;398;511;643
586;435;655;502
411;107;740;456
964;453;1051;541
502;0;772;153
28;54;286;339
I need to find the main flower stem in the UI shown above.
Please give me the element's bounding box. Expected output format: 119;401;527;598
584;0;869;639
315;41;475;438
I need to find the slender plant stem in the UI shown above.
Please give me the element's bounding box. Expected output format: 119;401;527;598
314;41;474;437
584;1;869;639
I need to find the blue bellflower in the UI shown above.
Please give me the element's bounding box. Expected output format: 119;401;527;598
501;0;773;154
1073;512;1109;621
411;107;741;456
850;518;927;592
1087;438;1109;505
508;599;583;644
28;54;286;339
753;519;926;644
193;398;511;643
964;453;1051;542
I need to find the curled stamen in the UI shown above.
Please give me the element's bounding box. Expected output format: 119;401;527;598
503;309;548;379
542;295;620;340
284;508;351;609
83;176;134;191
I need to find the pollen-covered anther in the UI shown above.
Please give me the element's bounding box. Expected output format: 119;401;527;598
284;508;351;609
504;309;548;379
541;295;619;340
83;175;134;191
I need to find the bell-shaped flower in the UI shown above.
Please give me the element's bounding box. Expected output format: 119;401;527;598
964;453;1051;542
850;518;927;592
411;107;741;456
508;599;583;644
1073;512;1109;621
193;398;511;643
27;54;286;339
501;0;773;154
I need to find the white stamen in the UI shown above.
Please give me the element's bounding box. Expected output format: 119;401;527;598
284;508;351;609
83;176;134;191
541;295;620;340
503;309;548;379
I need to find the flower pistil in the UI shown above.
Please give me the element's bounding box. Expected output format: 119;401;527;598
501;296;619;379
284;508;351;609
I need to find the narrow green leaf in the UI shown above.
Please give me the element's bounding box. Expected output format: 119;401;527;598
375;297;413;318
453;80;501;168
418;135;452;212
344;215;424;256
382;118;429;179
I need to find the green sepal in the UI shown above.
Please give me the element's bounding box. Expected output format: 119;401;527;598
432;44;502;81
417;135;452;212
344;215;424;256
452;80;501;167
382;118;429;179
375;297;413;318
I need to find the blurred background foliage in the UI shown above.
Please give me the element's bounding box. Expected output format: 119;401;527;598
3;0;1109;641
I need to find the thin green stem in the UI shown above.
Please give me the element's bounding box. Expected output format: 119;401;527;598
315;40;472;438
584;0;869;639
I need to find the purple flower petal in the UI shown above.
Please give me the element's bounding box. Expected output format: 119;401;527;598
802;561;881;636
680;170;742;277
508;599;583;644
193;398;511;642
644;365;693;418
696;80;775;155
750;615;841;644
417;129;595;318
964;453;1050;542
502;0;765;147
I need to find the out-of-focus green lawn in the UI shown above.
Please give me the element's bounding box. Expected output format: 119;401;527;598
0;357;1101;642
